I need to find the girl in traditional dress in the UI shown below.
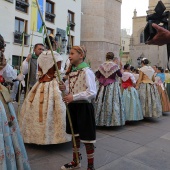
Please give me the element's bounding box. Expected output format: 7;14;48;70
95;52;125;126
122;64;143;121
136;58;162;118
19;35;70;145
0;34;30;170
155;67;170;112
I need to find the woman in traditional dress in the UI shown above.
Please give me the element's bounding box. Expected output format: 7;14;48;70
122;64;143;121
95;52;125;126
133;69;139;82
155;67;170;113
19;35;70;145
0;34;30;170
136;58;162;118
165;69;170;99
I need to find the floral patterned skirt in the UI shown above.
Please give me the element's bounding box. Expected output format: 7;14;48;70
157;85;170;112
19;79;71;145
95;82;125;126
138;83;162;118
166;83;170;101
122;87;143;121
0;100;30;170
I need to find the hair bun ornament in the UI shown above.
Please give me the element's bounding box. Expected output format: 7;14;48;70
142;58;147;61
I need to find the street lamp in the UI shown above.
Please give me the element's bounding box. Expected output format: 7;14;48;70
55;32;68;54
62;37;67;48
62;37;67;53
137;56;144;68
137;57;140;67
55;32;61;42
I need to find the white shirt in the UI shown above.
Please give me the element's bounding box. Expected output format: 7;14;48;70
65;68;97;101
0;64;17;81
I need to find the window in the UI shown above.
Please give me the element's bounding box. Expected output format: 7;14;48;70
12;55;26;67
14;18;29;45
68;10;75;31
123;46;125;51
70;36;74;47
16;0;29;13
46;27;54;35
140;31;145;43
45;1;55;23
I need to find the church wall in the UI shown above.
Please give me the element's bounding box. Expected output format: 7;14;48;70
81;0;122;70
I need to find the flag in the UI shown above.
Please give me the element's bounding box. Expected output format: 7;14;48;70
119;48;123;58
38;23;44;33
66;23;70;36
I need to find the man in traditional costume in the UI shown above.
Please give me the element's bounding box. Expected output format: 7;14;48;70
0;34;30;170
22;43;45;90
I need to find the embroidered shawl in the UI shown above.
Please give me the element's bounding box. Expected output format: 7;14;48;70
98;61;119;78
139;66;154;80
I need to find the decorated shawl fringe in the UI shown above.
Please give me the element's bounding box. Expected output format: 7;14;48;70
98;62;119;78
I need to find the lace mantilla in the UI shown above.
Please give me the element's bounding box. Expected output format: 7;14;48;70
38;51;63;75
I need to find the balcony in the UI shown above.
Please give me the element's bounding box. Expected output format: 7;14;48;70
16;0;29;13
45;12;56;23
13;31;29;45
69;21;75;31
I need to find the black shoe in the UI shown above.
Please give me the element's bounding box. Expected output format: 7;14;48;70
61;161;81;170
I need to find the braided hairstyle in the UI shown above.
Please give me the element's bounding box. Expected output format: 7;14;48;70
124;64;130;70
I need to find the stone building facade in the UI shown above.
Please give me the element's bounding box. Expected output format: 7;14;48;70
0;0;81;67
81;0;122;70
130;0;170;68
121;29;131;65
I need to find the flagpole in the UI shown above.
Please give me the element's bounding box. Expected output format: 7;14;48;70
35;0;79;164
18;21;25;116
26;23;35;97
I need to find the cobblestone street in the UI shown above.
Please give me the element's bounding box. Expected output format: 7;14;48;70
20;110;170;170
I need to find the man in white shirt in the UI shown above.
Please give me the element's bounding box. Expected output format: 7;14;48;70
16;43;44;101
22;43;44;90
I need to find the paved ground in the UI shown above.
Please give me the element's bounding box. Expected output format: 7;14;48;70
21;112;170;170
